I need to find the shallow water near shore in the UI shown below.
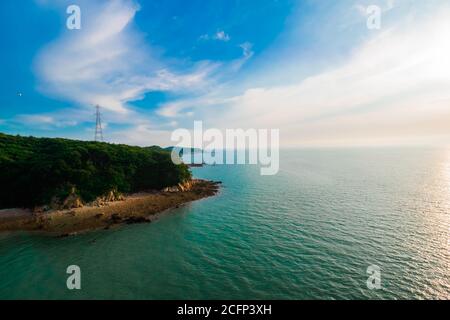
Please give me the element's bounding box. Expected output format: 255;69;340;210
0;148;449;299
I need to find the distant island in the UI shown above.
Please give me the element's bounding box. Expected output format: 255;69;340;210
164;146;203;154
0;133;220;236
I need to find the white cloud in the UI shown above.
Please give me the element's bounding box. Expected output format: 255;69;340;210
156;43;254;118
161;5;450;147
214;30;230;42
240;42;253;58
355;0;396;16
35;0;215;114
30;0;450;148
156;93;238;118
229;42;254;71
15;114;78;129
199;30;231;42
108;124;174;146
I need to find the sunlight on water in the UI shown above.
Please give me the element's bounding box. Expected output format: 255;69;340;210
443;149;450;254
445;149;450;196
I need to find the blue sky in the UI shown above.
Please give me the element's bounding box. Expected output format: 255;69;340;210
1;0;450;147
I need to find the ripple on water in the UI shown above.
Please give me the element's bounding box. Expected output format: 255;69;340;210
0;149;449;299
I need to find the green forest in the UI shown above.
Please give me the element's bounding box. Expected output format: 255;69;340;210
0;133;191;209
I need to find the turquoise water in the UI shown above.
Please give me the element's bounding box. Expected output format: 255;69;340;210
0;148;449;299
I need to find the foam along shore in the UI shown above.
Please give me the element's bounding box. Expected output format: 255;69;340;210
0;179;220;237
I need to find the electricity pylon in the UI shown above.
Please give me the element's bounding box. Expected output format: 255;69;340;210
94;105;104;142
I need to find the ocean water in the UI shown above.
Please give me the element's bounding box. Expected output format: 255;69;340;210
0;148;449;300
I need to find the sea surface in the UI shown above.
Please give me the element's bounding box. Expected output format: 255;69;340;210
0;148;449;299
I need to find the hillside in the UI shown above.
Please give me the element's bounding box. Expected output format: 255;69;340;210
0;133;191;209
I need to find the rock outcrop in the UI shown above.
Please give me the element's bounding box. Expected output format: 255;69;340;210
163;180;195;193
92;189;125;207
44;187;84;211
62;193;83;209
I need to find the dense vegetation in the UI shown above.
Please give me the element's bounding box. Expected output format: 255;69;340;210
0;133;191;209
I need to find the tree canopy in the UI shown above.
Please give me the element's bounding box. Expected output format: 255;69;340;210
0;133;191;209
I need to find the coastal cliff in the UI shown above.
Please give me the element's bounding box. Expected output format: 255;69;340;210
0;179;220;236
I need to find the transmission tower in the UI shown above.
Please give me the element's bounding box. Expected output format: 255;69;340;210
94;105;104;142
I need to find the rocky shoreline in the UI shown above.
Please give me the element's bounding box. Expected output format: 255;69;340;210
0;179;220;237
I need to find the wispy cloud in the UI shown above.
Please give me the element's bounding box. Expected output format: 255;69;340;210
354;0;396;16
230;42;254;71
108;124;176;146
23;0;450;147
35;0;215;114
15;114;78;130
156;42;254;118
158;4;450;147
199;30;231;42
214;30;230;41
